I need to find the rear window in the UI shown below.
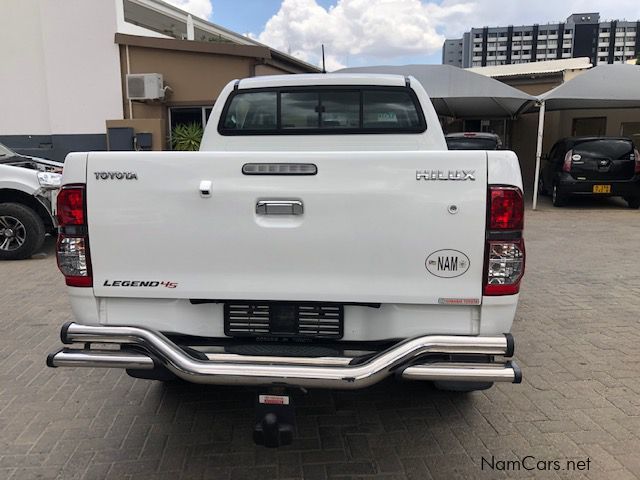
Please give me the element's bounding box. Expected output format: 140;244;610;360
573;139;634;159
219;87;426;135
222;92;277;131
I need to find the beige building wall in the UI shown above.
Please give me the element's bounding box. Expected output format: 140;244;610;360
111;35;314;151
120;45;257;121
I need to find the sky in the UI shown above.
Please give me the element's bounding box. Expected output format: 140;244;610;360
164;0;640;70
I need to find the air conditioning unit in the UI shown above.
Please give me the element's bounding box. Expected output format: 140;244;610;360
126;73;164;100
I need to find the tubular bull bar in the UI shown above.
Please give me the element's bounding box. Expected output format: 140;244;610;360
47;323;521;389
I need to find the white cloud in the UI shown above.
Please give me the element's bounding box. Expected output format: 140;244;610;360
253;0;474;70
254;0;640;69
163;0;213;19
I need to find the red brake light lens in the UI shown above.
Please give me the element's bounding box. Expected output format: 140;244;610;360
489;187;524;230
56;184;91;287
57;186;85;226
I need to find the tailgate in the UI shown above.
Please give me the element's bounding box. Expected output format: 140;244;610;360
570;139;636;181
87;151;487;305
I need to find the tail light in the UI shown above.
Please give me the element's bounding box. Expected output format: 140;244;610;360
489;187;524;230
634;148;640;174
484;186;525;296
56;185;92;287
562;149;573;173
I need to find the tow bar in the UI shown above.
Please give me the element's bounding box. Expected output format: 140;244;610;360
253;389;296;447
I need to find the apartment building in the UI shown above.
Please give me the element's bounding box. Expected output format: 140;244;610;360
443;12;640;68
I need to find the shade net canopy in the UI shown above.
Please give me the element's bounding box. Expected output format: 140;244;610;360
540;64;640;110
337;64;535;118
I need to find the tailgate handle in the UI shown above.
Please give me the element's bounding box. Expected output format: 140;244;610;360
256;200;303;216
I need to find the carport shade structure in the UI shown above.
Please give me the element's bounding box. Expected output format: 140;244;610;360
532;64;640;209
337;64;536;118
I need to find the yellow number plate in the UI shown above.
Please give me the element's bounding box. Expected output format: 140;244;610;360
593;185;611;194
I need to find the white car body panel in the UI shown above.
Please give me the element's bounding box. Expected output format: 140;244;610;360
0;163;43;195
86;150;487;305
60;74;524;342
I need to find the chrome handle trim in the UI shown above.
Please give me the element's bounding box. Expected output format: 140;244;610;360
256;200;303;215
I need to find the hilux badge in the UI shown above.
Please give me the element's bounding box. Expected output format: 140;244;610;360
416;170;475;181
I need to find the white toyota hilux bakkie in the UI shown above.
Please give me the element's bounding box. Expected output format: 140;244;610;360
48;74;525;446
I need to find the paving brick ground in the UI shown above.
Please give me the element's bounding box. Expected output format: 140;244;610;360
1;195;639;480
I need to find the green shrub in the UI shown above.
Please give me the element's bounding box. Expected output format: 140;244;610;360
171;123;203;151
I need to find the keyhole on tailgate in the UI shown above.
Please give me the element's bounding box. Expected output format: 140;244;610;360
448;205;458;214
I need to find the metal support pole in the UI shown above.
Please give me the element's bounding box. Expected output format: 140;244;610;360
532;100;546;210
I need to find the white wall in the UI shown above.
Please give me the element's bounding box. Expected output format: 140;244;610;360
0;0;124;136
0;0;52;135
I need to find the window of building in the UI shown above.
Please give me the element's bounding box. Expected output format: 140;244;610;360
565;29;572;34
524;30;531;36
628;27;636;33
616;27;625;32
549;30;557;35
563;48;571;53
169;106;213;147
572;117;607;136
522;50;530;55
621;122;640;144
474;33;482;38
600;28;610;33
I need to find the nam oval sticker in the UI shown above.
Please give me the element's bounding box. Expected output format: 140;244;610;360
425;249;470;278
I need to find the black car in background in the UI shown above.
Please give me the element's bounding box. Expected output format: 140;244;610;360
445;132;502;150
539;137;640;208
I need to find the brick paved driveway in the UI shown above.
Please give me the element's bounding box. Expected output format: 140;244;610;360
1;196;639;480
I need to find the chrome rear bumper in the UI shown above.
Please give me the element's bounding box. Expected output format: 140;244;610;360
47;322;521;389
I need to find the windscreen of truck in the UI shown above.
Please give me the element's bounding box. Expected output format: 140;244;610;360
219;87;426;135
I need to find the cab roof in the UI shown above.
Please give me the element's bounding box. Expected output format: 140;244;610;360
237;73;409;90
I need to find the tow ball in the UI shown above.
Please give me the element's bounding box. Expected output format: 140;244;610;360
253;389;295;447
